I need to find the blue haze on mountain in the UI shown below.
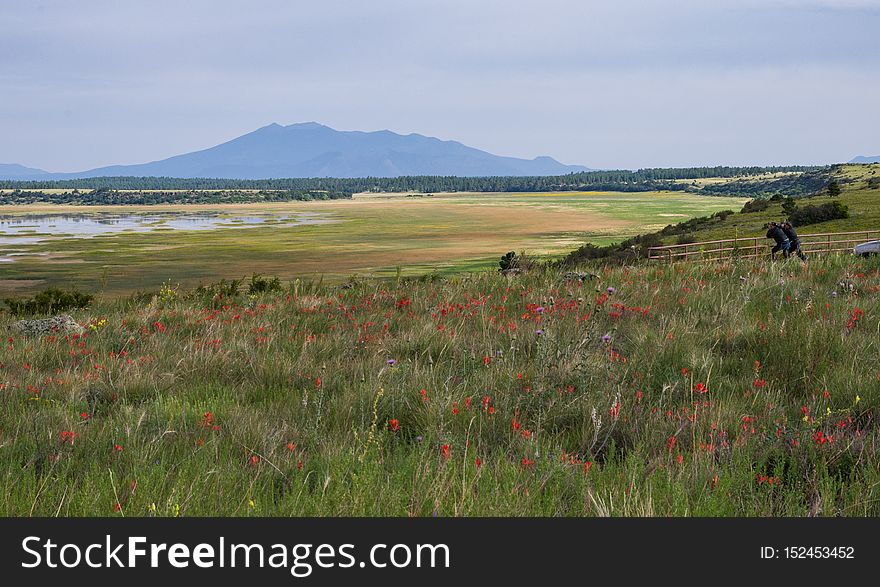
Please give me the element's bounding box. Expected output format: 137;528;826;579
0;123;590;180
850;155;880;164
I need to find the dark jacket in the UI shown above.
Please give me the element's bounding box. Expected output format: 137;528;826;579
781;224;799;242
766;225;789;245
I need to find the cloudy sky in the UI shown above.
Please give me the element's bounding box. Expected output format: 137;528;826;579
1;0;878;171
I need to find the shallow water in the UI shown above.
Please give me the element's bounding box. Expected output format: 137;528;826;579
0;211;330;240
0;211;336;263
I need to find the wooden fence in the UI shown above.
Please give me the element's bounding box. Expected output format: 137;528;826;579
647;230;880;263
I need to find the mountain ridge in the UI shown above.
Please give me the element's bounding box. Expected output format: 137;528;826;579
0;123;590;180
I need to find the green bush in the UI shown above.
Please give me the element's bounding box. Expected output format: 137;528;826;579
3;287;93;317
789;201;849;226
248;274;283;294
740;199;770;213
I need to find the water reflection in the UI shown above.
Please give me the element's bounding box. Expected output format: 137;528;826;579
0;211;335;262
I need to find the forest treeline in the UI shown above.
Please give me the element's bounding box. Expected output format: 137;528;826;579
0;165;823;197
0;188;350;205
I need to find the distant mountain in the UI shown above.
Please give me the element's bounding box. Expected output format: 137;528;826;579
0;163;50;179
849;155;880;164
0;123;590;180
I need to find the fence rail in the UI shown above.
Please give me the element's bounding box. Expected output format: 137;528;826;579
647;230;880;263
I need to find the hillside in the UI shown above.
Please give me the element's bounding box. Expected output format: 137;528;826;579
0;123;590;180
661;164;878;243
639;164;879;247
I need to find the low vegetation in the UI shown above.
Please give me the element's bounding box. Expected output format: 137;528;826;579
3;287;93;317
1;254;878;516
0;188;350;206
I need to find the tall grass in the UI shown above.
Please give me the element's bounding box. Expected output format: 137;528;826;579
1;254;879;516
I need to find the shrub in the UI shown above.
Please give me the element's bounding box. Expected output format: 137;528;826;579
789;201;849;226
3;287;93;317
560;232;662;266
740;199;770;213
499;251;535;272
781;197;798;217
248;274;283;295
827;179;842;197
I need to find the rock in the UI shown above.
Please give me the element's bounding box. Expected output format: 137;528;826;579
562;271;598;282
10;314;85;337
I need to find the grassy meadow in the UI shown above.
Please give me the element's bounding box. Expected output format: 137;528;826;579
1;254;879;516
0;191;745;295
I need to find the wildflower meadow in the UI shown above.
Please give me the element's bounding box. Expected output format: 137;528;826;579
1;255;879;516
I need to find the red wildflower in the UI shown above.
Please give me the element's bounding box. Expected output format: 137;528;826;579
389;419;400;432
483;356;491;366
813;430;832;446
694;382;708;394
60;430;77;445
666;436;677;450
753;379;766;388
249;455;261;467
609;402;620;420
113;444;123;452
440;444;450;459
521;457;535;467
475;457;482;469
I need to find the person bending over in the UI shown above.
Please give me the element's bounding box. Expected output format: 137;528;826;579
781;221;806;261
766;222;790;260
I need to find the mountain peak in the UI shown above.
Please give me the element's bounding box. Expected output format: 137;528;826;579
0;123;591;180
285;121;329;130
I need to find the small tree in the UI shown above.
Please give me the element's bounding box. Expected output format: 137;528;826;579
781;197;798;217
827;179;841;198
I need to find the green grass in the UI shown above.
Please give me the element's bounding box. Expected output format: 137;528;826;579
1;254;879;516
658;164;880;244
0;191;746;295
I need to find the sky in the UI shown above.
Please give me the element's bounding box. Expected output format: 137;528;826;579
1;0;879;171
